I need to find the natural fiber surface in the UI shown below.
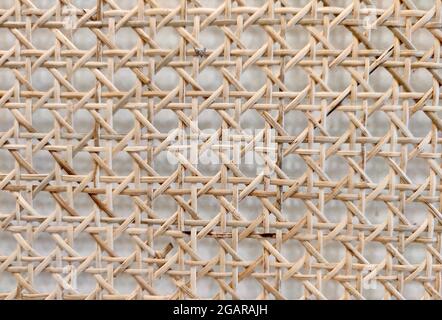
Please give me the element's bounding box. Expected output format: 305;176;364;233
0;0;442;300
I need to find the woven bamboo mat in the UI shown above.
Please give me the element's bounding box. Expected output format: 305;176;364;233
0;0;442;300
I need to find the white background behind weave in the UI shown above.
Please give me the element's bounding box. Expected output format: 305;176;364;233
0;0;436;299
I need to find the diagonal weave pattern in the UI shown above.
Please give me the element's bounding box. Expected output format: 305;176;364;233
1;0;442;300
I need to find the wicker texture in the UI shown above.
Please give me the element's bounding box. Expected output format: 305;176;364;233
0;0;442;300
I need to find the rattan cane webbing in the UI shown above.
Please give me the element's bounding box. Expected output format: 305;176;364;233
0;0;442;300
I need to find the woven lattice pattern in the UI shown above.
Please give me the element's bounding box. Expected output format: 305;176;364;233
0;0;442;300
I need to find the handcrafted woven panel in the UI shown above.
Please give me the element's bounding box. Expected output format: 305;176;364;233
0;0;442;300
